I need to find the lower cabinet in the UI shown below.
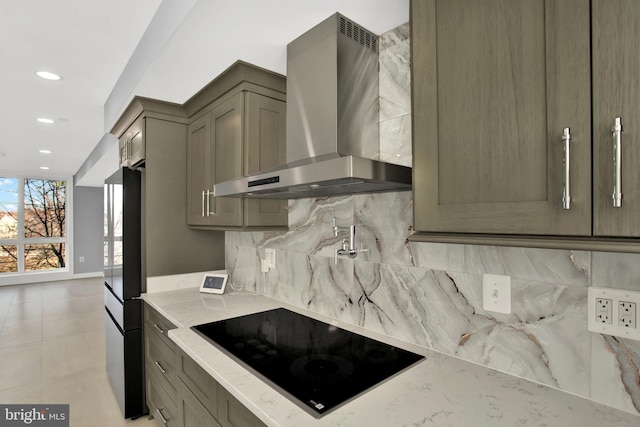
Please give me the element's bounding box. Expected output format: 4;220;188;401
144;305;179;427
144;303;266;427
176;348;266;427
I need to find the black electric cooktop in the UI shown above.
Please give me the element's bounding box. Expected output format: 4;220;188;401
192;308;424;418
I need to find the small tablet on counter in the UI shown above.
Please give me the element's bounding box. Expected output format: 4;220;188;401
199;272;228;294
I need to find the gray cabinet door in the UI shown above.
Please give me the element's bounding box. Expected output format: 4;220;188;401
412;0;591;235
592;0;640;237
187;95;244;228
119;117;144;167
187;114;211;226
243;92;288;227
210;93;244;227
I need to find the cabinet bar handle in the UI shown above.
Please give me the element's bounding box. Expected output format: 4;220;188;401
612;117;623;208
206;190;212;216
201;190;206;217
156;408;168;425
153;323;165;335
154;360;167;374
562;127;571;210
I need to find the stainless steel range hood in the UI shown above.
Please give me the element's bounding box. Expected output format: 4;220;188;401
214;13;411;199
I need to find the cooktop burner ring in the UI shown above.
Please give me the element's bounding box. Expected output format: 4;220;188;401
290;354;354;384
356;344;400;364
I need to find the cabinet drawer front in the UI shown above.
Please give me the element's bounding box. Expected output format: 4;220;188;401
217;386;266;427
147;368;178;427
178;350;218;416
145;325;178;396
145;306;177;349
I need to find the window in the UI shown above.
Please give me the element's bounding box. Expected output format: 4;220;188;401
0;177;68;274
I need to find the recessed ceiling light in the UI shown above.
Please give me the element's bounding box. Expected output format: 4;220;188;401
36;71;61;81
37;118;54;124
40;166;50;170
39;150;52;154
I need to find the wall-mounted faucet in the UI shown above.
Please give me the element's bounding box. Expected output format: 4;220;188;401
333;218;363;263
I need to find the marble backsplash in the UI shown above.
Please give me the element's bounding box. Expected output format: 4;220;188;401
225;24;640;416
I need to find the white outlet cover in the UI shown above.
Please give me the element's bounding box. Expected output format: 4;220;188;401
265;248;276;269
260;259;270;273
482;274;511;314
587;286;640;341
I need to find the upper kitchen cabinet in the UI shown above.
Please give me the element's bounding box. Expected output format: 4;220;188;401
112;97;186;170
111;98;225;277
411;0;640;249
592;0;640;237
185;61;287;230
118;116;144;168
411;0;591;236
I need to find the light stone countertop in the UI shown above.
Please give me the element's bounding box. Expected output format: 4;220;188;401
142;285;640;427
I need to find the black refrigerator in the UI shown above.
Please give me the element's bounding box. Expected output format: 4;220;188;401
104;167;146;419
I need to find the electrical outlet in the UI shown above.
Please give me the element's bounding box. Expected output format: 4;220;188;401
588;287;640;341
619;301;637;328
595;298;612;324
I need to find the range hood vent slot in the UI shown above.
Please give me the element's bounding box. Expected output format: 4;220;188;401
339;16;378;53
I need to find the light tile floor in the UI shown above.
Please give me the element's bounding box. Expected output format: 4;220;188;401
0;277;157;427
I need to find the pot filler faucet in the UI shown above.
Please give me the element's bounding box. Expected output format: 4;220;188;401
333;218;366;264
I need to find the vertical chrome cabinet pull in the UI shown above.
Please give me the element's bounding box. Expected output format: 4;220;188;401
206;190;212;216
201;190;206;218
561;128;571;210
612;117;623;208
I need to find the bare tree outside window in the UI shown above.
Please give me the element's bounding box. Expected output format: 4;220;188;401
23;179;66;270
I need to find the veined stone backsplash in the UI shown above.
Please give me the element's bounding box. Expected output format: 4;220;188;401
225;23;640;416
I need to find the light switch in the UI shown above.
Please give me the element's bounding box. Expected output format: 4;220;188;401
482;274;511;314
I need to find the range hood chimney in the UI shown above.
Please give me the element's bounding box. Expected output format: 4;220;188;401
214;13;412;199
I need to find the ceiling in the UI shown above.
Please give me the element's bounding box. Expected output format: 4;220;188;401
0;0;409;187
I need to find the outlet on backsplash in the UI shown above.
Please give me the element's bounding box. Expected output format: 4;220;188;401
595;298;612;324
588;287;640;341
619;301;636;328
